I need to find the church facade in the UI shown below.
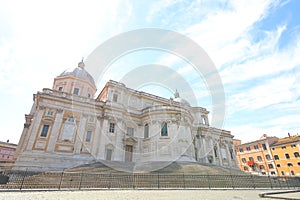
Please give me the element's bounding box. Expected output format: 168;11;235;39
14;61;238;171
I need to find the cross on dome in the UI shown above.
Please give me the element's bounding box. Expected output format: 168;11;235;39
174;89;180;98
78;58;85;69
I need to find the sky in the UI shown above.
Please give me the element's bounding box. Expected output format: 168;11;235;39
0;0;299;144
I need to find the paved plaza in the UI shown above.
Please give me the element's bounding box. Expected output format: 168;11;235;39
0;190;299;200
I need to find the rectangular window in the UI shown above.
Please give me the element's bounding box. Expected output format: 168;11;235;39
40;125;49;137
287;163;293;167
249;157;253;161
294;152;299;158
277;164;281;168
113;94;118;102
257;156;262;161
268;164;274;169
58;87;63;92
73;88;79;95
109;123;115;133
262;144;267;150
285;153;290;159
127;127;134;136
282;146;286;149
67;117;75;122
47;109;54;116
254;145;259;150
242;158;246;163
246;146;251;151
274;155;279;160
291;144;296;148
239;147;243;152
85;131;92;142
265;154;271;160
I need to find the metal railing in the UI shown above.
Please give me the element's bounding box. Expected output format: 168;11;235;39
0;170;299;190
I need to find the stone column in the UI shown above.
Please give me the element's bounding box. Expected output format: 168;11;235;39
74;115;87;154
14;114;33;159
226;142;232;167
26;107;45;151
211;139;216;165
47;109;64;152
202;136;208;163
92;116;101;159
217;142;223;166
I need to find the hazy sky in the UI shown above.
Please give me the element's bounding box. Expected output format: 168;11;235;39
0;0;299;144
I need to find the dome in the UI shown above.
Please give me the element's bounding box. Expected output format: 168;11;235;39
173;89;190;106
173;97;190;106
59;61;95;85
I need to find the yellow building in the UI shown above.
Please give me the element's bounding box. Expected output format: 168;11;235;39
270;136;300;176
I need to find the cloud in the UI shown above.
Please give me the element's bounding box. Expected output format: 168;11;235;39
146;0;183;22
227;74;296;112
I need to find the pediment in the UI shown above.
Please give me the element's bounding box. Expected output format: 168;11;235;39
123;136;137;144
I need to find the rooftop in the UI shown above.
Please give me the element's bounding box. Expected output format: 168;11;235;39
270;135;300;147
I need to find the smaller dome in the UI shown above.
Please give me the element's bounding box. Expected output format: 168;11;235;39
173;97;190;106
173;89;190;106
59;61;95;85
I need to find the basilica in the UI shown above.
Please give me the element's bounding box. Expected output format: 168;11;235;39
13;61;238;171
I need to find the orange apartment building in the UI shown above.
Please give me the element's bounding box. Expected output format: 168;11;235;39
270;135;300;176
235;134;279;176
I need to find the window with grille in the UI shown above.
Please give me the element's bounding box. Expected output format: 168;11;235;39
109;123;115;133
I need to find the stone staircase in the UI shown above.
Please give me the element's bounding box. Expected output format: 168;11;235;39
1;161;299;190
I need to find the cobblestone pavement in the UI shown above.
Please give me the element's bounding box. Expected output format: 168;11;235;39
0;190;299;200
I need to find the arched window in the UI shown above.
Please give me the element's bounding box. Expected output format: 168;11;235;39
214;146;218;158
161;122;168;136
144;124;149;138
230;148;234;159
